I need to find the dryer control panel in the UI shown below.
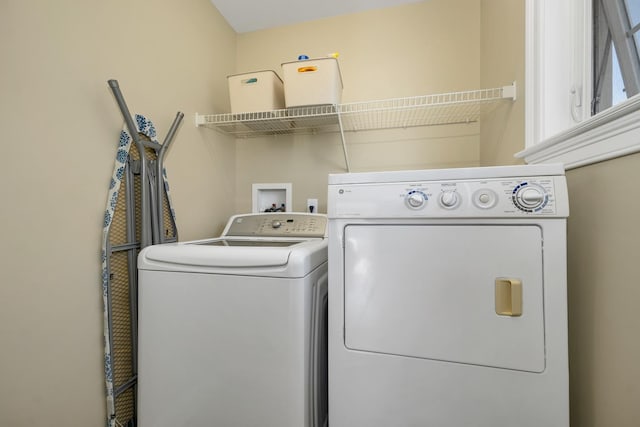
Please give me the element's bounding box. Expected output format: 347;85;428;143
328;175;569;219
223;213;327;238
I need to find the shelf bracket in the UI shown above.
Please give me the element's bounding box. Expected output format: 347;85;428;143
335;108;351;172
502;82;517;101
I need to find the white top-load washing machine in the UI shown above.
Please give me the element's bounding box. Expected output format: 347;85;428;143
328;164;569;427
137;213;328;427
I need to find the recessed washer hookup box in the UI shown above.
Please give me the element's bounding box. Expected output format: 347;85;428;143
227;70;285;113
281;57;343;108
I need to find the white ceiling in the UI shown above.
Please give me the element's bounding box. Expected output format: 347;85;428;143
211;0;425;33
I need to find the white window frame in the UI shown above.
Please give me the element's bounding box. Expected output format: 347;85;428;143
516;0;640;169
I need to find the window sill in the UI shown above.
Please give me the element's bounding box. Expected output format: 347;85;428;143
516;96;640;169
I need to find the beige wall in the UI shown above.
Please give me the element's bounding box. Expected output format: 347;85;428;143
566;154;640;427
0;1;236;425
479;0;525;166
234;0;482;213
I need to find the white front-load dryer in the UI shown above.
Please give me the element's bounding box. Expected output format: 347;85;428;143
328;164;569;427
137;213;328;427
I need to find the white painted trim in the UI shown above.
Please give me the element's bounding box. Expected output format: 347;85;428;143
569;0;592;125
524;0;579;148
515;96;640;169
524;0;539;149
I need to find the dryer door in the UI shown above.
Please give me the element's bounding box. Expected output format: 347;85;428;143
343;224;544;372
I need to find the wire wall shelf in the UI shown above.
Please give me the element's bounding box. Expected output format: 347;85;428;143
195;82;516;171
196;105;342;138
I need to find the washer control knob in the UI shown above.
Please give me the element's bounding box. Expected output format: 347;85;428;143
406;190;427;209
271;220;282;229
439;191;459;208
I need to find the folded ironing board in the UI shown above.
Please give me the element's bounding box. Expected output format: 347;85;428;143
101;80;183;427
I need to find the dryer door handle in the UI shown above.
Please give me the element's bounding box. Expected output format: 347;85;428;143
495;278;523;317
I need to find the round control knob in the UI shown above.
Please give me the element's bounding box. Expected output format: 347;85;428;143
406;190;427;209
520;188;544;207
271;220;282;229
513;184;547;211
439;191;459;208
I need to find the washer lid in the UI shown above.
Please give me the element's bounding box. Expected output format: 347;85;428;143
198;239;300;247
141;243;295;268
138;238;328;277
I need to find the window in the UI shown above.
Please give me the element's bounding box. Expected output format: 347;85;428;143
592;0;640;115
518;0;640;169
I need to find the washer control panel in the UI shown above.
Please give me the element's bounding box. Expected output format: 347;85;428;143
330;175;568;218
224;213;327;237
